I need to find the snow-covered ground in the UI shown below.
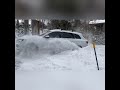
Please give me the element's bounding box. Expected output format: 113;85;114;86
16;71;105;90
15;35;105;90
16;45;105;71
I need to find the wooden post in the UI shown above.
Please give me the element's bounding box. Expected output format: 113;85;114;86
93;43;99;70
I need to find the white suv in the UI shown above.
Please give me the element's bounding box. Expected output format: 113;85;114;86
40;30;88;48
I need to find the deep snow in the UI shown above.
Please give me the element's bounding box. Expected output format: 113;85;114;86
16;45;105;71
15;36;105;71
15;35;105;90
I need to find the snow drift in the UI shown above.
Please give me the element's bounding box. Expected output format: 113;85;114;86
15;35;79;58
15;35;105;71
15;45;105;71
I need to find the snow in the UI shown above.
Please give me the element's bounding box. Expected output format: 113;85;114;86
89;20;105;24
16;71;105;90
16;44;104;71
16;36;79;59
15;35;105;90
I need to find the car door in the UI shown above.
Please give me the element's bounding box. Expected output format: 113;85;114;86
60;32;76;44
70;33;82;47
72;33;86;47
60;32;86;47
74;33;89;47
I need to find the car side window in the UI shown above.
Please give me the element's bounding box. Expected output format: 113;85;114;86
73;34;81;39
61;32;74;38
47;32;61;38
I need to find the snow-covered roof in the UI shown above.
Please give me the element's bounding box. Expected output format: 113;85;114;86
50;29;61;31
89;20;105;24
50;29;82;35
50;29;73;33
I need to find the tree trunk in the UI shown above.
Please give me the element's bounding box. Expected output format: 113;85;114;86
24;20;29;35
31;20;39;35
41;20;43;33
103;23;105;32
37;20;40;34
16;19;19;29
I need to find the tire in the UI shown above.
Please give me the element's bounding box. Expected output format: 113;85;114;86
78;45;82;48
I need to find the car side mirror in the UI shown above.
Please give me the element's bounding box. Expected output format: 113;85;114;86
44;35;50;38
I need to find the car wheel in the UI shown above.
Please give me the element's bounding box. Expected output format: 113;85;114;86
78;45;82;48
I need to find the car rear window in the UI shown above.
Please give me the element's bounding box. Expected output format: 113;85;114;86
73;34;81;39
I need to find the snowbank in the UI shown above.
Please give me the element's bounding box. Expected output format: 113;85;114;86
16;44;105;71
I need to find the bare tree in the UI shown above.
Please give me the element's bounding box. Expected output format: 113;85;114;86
16;19;19;29
31;20;40;35
24;20;29;35
41;20;44;33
